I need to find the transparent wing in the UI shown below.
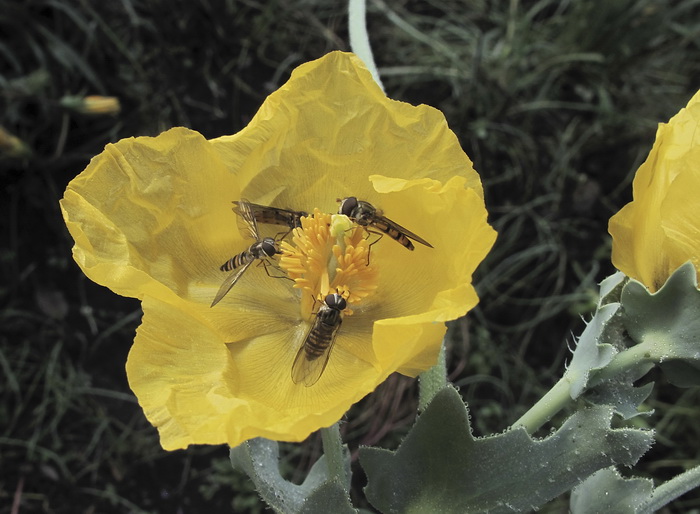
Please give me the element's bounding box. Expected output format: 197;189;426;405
376;215;433;248
235;201;306;229
210;259;253;307
232;199;260;241
291;315;342;387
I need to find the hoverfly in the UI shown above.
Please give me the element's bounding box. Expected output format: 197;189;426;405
233;201;307;233
210;200;281;307
291;293;346;387
338;196;433;251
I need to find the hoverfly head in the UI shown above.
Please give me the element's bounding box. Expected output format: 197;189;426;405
324;293;347;311
260;237;279;257
338;196;358;218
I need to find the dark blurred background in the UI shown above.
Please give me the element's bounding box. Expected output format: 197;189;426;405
2;0;700;512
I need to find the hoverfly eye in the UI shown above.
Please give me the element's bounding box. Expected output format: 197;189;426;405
262;239;277;256
339;197;358;217
325;293;347;310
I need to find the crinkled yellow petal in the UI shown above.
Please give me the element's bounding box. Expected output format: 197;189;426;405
609;90;700;291
60;127;245;304
210;51;496;379
130;296;395;449
373;319;449;376
63;51;497;449
127;296;239;451
209;52;483;212
363;176;495;373
660;166;700;279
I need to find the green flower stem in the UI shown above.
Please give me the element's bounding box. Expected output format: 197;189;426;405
587;342;655;388
418;343;447;412
512;375;573;434
515;343;656;434
321;423;347;486
640;465;700;513
348;0;385;92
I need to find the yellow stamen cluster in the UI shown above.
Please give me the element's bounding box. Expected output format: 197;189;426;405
280;209;378;319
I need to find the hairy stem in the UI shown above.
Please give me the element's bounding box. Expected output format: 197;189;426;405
512;376;573;434
640;465;700;513
588;343;654;387
321;423;348;486
514;342;656;434
348;0;385;91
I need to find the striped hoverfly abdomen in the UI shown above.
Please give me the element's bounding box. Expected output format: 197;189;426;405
337;196;433;251
211;200;282;307
291;293;346;387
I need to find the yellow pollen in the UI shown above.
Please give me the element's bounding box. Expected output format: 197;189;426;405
280;208;379;319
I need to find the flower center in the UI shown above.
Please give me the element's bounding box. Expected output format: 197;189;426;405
279;209;379;319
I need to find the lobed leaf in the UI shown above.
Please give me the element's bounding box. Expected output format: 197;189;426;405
583;370;654;420
570;467;653;514
621;262;700;387
360;387;653;513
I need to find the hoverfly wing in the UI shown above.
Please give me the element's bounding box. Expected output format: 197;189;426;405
283;208;306;229
338;197;433;249
232;199;261;241
374;215;433;249
291;312;343;387
210;259;253;307
234;201;306;230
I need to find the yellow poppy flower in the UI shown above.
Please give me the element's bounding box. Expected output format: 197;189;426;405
609;90;700;292
60;51;496;450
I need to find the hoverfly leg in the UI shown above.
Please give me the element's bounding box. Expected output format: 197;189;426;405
258;259;294;281
310;296;320;315
274;228;293;241
363;228;383;266
340;225;380;266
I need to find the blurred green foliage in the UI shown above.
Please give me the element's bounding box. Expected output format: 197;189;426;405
1;0;700;512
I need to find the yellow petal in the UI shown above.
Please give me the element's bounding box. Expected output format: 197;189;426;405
209;51;482;211
368;176;493;316
660;166;700;279
63;51;497;449
609;90;700;290
130;296;400;449
362;177;494;371
60;127;244;304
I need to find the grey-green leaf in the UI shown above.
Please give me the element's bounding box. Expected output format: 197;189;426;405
570;467;653;513
599;271;627;306
230;438;355;514
360;387;653;514
301;481;358;514
565;302;618;398
583;361;654;419
621;261;700;387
